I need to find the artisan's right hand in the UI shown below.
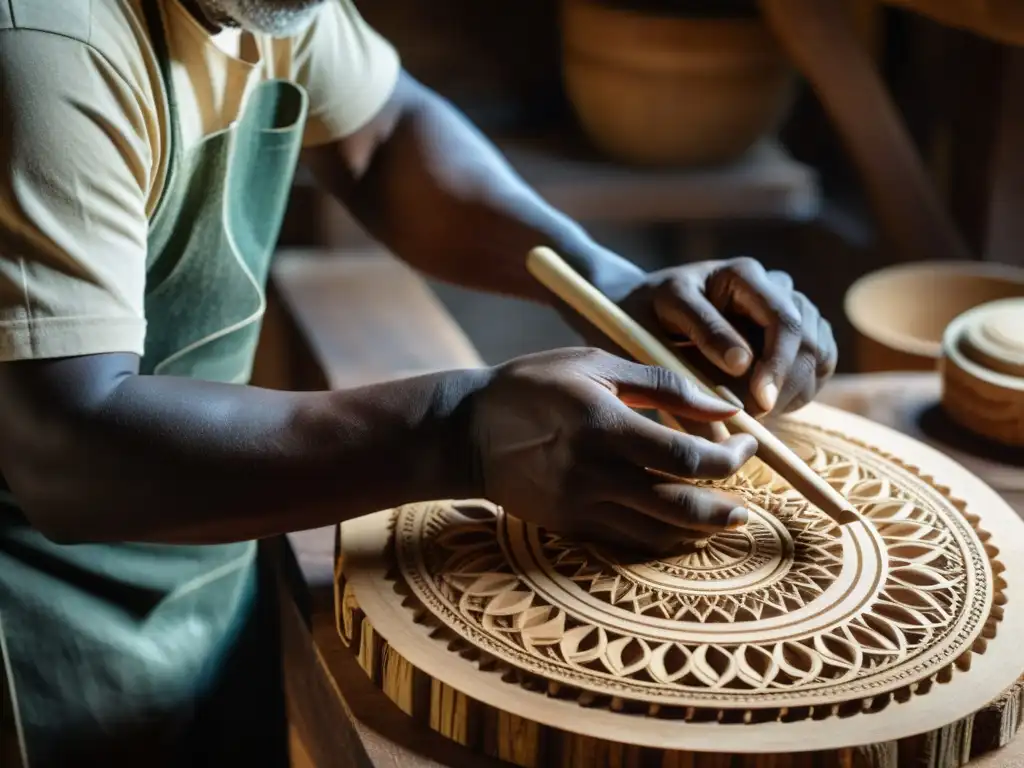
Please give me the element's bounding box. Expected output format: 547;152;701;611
466;348;758;554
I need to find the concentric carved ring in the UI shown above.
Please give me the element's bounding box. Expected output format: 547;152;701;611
391;423;996;714
339;405;1024;764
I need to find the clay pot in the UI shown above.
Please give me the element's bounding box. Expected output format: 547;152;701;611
844;261;1024;373
560;0;796;166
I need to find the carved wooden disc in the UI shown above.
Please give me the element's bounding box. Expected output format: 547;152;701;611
338;404;1024;764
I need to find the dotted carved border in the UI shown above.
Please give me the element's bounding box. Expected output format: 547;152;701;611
371;422;1006;719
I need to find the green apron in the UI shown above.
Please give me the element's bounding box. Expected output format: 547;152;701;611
0;2;309;764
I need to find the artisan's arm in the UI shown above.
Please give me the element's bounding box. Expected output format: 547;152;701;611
0;354;483;545
301;72;839;415
0;350;754;554
301;73;644;305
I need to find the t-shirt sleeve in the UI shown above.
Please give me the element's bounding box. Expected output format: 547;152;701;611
290;0;402;147
0;30;151;362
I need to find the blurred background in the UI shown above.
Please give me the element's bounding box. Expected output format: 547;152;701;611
268;0;1024;372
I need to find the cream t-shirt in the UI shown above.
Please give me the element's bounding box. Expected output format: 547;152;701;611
0;0;400;361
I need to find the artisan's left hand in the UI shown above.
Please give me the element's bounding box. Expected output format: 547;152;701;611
615;257;837;417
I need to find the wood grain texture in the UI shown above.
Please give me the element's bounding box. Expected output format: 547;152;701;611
337;403;1024;767
817;373;1024;515
263;252;1024;766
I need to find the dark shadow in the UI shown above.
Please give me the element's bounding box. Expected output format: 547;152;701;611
917;403;1024;468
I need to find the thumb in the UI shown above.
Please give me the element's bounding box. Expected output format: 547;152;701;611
606;361;739;422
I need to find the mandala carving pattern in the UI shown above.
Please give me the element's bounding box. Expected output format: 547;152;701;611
390;424;1003;718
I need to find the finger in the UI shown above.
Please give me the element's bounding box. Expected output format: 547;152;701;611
709;259;804;413
818;316;838;378
590;504;707;554
653;279;754;377
776;352;818;414
606;480;750;535
658;410;730;443
774;293;820;413
605;410;758;479
767;269;794;292
782;315;838;413
599;358;739;421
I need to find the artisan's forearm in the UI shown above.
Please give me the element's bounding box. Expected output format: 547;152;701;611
0;359;485;544
315;78;643;303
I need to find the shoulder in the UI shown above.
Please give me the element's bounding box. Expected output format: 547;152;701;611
0;0;160;132
1;0;155;92
0;0;162;207
0;0;94;41
0;0;138;43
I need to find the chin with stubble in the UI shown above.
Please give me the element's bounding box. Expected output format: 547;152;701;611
200;0;327;36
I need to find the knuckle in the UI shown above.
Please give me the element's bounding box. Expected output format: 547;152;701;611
788;353;818;389
576;346;612;368
646;364;687;395
652;276;698;313
777;308;803;336
801;330;818;352
727;255;762;276
669;274;701;296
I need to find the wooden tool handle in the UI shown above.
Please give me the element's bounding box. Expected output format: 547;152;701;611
527;246;859;527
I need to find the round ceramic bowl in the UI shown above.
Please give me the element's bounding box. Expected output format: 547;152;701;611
941;298;1024;447
844;261;1024;373
560;0;795;166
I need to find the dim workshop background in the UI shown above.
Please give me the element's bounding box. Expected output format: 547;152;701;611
246;0;1024;765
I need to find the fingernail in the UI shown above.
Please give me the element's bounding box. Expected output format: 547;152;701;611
726;507;748;529
755;380;779;412
724;347;752;376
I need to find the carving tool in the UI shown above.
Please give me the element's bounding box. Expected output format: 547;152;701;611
526;245;860;527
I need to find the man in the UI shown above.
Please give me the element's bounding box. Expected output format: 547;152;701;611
0;0;836;765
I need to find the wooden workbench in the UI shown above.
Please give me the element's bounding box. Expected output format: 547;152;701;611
261;251;1024;767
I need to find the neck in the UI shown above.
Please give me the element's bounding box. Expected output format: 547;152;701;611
179;0;230;33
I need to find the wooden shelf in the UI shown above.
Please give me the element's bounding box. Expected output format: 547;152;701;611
499;135;820;224
293;133;821;226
